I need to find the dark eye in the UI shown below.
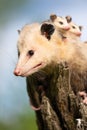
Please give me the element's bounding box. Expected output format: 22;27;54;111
18;52;20;57
18;49;20;57
72;26;76;29
28;50;34;56
59;21;63;25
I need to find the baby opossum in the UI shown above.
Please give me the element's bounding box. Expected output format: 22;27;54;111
50;14;70;32
42;14;70;35
49;14;82;43
64;16;82;43
14;23;87;106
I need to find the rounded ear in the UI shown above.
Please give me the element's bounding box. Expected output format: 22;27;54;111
79;26;83;31
50;14;57;22
17;29;21;34
41;23;55;40
65;15;72;23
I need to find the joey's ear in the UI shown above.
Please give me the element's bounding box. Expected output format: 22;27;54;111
17;29;21;34
79;26;83;31
65;15;72;23
41;23;55;40
50;14;57;22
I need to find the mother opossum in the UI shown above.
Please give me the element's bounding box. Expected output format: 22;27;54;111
14;23;87;103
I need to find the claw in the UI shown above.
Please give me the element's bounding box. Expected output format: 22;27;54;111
30;99;41;111
30;104;41;111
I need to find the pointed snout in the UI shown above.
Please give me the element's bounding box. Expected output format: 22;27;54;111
14;68;21;76
76;32;81;36
63;26;70;31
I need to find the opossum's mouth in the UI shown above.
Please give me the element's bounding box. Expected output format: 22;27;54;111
63;27;70;31
71;32;81;37
22;62;45;77
76;33;81;36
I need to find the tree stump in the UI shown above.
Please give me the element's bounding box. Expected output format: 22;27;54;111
26;63;87;130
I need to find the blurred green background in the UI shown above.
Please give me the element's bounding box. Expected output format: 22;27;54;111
0;0;87;130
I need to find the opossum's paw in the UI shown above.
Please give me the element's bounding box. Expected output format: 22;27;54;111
78;91;87;105
36;85;46;97
30;100;41;111
83;97;87;105
30;104;41;111
78;91;87;98
30;85;45;111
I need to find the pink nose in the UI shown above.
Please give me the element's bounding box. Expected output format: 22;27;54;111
64;26;70;30
76;32;81;36
14;68;21;76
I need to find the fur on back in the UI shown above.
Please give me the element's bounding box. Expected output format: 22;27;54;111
16;23;87;93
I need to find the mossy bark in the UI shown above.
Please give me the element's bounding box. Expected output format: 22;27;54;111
26;63;87;130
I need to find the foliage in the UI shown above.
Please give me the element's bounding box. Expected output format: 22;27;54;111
0;111;37;130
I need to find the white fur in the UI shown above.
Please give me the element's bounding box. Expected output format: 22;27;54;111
14;23;87;77
51;16;70;30
64;22;82;43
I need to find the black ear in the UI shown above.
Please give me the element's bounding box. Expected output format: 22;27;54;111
41;23;55;40
79;26;83;31
50;14;57;22
65;15;72;23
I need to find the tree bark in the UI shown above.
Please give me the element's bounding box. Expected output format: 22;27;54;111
26;63;87;130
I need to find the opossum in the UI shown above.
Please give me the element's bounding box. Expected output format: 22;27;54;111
64;16;82;43
42;14;70;35
49;14;82;43
14;23;87;107
50;14;70;32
